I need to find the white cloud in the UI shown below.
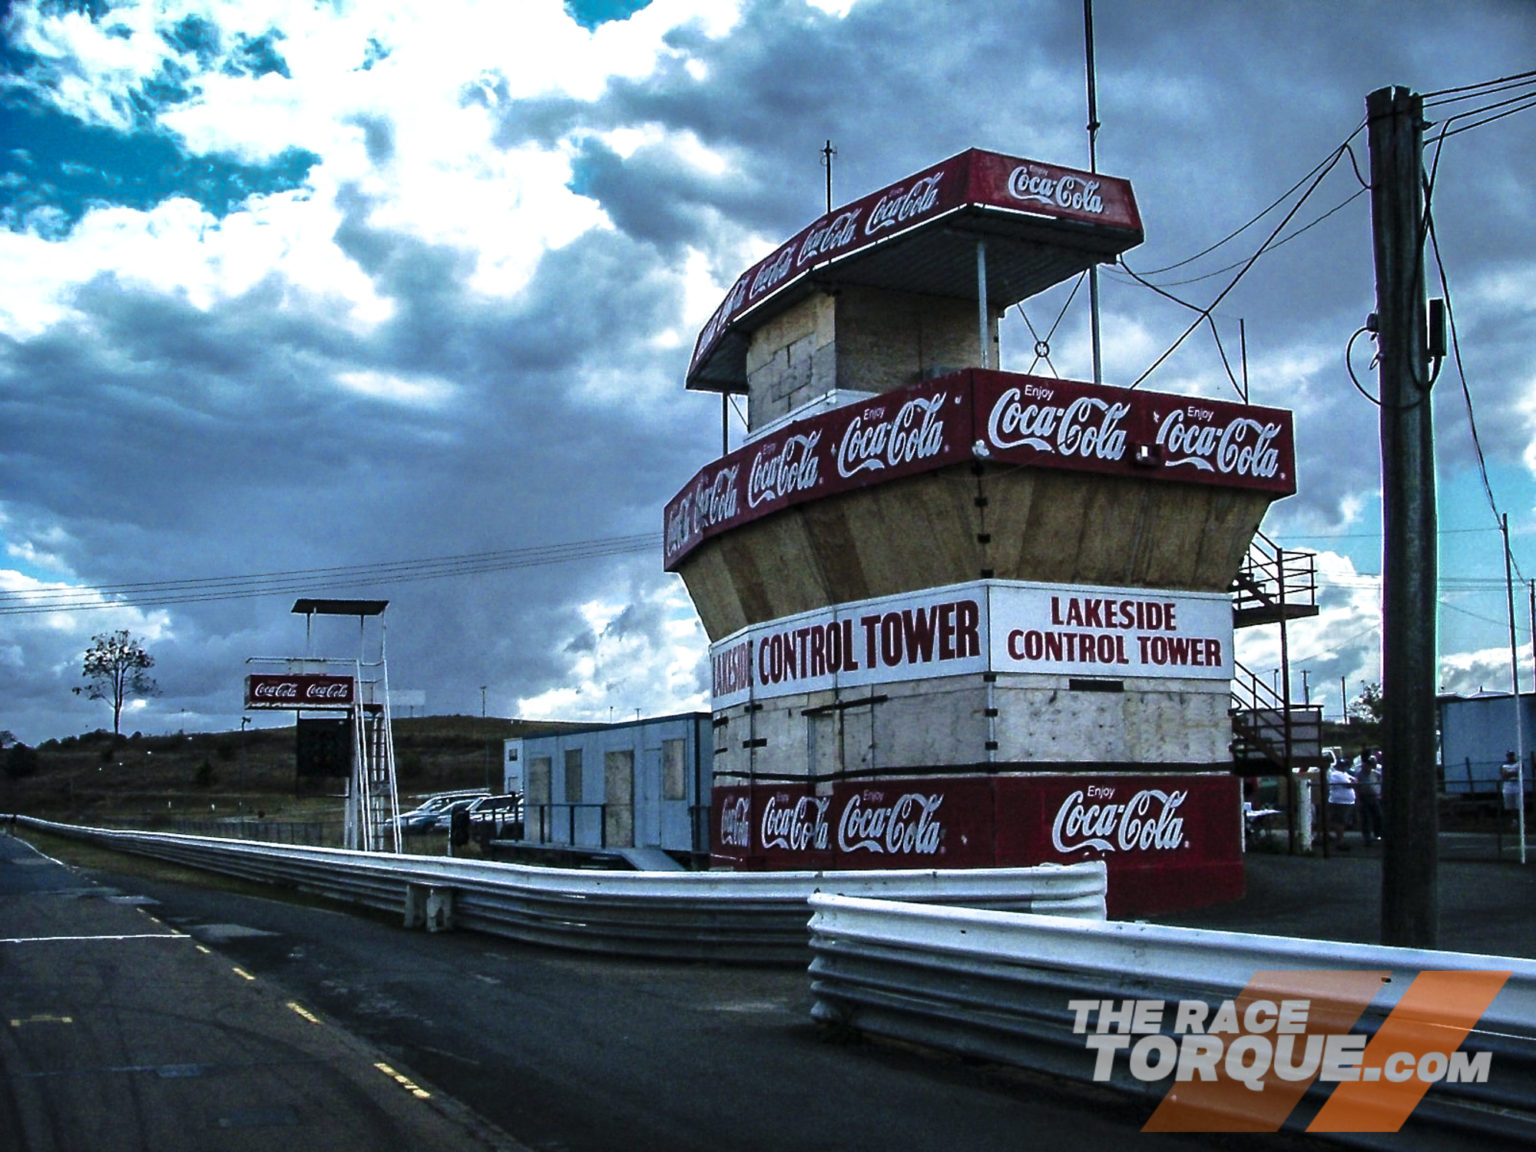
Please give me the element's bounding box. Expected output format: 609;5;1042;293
516;581;707;722
334;368;456;408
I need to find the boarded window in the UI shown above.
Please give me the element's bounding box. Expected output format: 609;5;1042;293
604;749;634;848
526;756;551;806
564;748;583;804
662;738;686;801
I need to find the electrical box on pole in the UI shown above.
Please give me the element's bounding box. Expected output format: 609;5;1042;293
1368;85;1438;949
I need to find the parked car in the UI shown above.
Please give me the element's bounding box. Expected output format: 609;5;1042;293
389;790;488;836
425;796;474;829
453;793;523;846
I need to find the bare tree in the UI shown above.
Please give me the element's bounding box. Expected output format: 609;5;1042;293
74;630;159;735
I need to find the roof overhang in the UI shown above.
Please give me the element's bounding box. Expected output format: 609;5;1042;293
685;148;1144;394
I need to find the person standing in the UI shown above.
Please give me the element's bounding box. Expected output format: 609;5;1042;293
1501;750;1524;826
1327;755;1357;850
1354;751;1384;845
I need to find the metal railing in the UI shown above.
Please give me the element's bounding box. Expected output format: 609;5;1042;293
807;895;1536;1147
1232;529;1319;624
12;816;1106;964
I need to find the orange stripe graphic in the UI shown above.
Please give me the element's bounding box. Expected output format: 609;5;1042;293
1307;969;1510;1133
1143;970;1388;1133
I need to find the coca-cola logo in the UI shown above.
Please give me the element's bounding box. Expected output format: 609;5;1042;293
760;794;830;852
838;791;944;855
749;246;795;300
1051;786;1188;854
865;173;944;236
797;208;862;266
1154;408;1282;480
747;431;821;508
1007;165;1105;215
688;466;740;536
836;394;948;478
695;276;750;363
986;386;1129;462
248;675;353;705
664;497;694;563
719;796;752;850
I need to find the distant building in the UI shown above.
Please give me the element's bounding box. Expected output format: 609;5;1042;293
1439;691;1535;796
505;713;711;864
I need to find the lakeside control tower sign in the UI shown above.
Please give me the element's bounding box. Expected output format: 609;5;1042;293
710;580;1233;708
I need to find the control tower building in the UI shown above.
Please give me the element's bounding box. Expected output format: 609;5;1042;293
664;149;1296;916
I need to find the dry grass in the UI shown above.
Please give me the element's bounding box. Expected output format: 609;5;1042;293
3;714;577;827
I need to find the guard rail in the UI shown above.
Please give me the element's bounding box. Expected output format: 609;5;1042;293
12;815;1105;964
806;894;1536;1148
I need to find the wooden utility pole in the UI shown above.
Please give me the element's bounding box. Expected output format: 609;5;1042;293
1368;86;1438;948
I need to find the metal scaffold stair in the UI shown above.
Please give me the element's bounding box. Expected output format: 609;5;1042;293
1230;530;1325;774
348;665;401;853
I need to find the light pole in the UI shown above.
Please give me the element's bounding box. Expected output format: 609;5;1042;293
239;716;250;814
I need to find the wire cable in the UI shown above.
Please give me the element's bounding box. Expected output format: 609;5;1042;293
1126;143;1352;390
0;533;665;616
1423;68;1536;102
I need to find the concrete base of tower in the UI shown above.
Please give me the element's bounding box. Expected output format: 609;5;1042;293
710;770;1243;919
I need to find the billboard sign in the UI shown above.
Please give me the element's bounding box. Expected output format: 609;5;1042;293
245;673;356;710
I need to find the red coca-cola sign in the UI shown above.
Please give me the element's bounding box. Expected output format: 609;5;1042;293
711;772;1242;917
665;378;970;567
665;369;1295;568
245;673;355;709
688;149;1142;386
711;777;997;871
970;372;1293;491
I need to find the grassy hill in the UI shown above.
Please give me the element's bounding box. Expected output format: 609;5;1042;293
2;715;582;828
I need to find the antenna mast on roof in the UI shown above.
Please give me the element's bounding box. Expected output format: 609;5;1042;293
1084;0;1104;385
822;139;836;214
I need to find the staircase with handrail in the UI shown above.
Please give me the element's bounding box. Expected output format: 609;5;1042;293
1230;530;1325;773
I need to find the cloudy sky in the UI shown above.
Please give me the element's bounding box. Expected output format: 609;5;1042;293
1;0;1533;745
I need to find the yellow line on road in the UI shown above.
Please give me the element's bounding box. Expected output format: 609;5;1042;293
374;1061;433;1099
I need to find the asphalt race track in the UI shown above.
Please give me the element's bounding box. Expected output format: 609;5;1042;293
0;830;1342;1152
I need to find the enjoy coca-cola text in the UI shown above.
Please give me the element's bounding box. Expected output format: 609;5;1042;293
760;794;830;852
1051;786;1188;855
865;173;944;236
986;386;1129;462
1007;165;1105;215
838;791;944;855
719;796;752;851
836;394;948;478
1154;408;1283;481
747;431;821;509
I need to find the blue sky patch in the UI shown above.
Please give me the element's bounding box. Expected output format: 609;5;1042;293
0;102;318;235
564;0;653;31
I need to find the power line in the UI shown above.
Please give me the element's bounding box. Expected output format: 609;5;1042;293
1125;141;1354;390
1112;187;1366;291
1123;128;1364;279
0;533;664;616
1423;68;1536;103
